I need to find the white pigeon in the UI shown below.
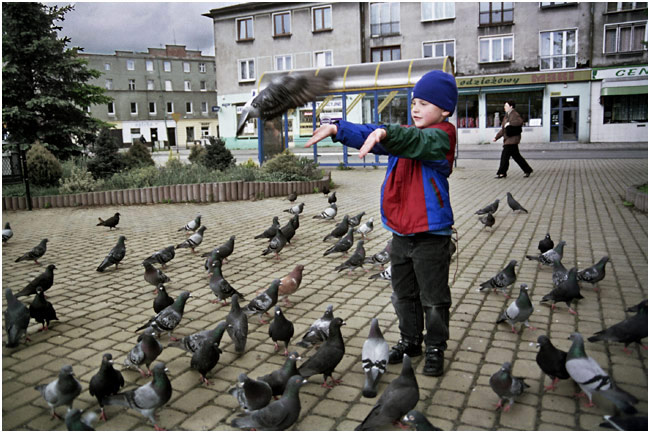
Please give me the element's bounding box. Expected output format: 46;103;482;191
355;217;374;238
2;222;13;243
361;318;389;398
313;203;337;220
369;264;391;281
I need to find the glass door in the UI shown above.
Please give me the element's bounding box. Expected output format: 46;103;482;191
550;96;579;141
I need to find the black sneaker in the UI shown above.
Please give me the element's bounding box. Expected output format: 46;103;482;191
388;340;422;364
423;348;444;376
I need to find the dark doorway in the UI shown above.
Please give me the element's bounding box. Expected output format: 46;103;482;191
550;96;579;141
167;127;176;147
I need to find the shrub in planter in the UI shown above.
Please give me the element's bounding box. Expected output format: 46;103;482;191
59;165;104;194
124;140;155;169
262;149;322;181
103;165;159;190
88;128;124;178
26;143;63;186
188;144;207;165
203;136;235;171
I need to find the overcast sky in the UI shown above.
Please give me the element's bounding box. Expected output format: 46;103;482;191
47;2;238;57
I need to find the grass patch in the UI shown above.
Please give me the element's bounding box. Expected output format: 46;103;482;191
638;184;647;193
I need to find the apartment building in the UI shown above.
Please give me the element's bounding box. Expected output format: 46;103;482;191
81;45;219;147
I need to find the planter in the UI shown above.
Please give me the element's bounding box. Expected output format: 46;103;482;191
625;184;648;213
192;184;200;202
18;197;26;210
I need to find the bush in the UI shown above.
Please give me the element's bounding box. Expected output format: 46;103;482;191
88;128;124;178
124;140;155;169
103;165;159;190
59;165;104;194
26;143;63;186
203;136;235;171
188;144;207;165
262;149;323;181
60;156;89;179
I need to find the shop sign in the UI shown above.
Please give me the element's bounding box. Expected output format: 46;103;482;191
592;66;648;80
457;70;591;88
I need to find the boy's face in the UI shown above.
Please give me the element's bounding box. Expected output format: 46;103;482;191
411;98;451;128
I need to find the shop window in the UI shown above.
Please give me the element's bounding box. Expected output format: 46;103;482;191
130;128;140;135
604;22;647;53
485;91;543;127
186;127;195;142
201;126;210;136
479;2;514;26
603;94;648;123
371;45;401;62
457;95;479;129
273;11;291;37
236;104;257;136
540;29;576;70
237;17;254;41
370;2;400;37
312;5;332;31
479;35;514;63
421;2;455;21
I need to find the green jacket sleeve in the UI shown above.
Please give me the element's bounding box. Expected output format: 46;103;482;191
381;124;450;160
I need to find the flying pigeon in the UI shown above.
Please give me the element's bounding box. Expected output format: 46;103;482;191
361;318;389;398
153;285;174;314
243;279;280;323
29;288;58;332
369;265;392;281
535;335;570;391
323;215;350;241
65;408;98;431
577;256;609;291
100;362;172;431
478;212;495;229
506;192;528;213
283;202;304;216
324;227;354;256
566;332;638;414
191;326;224;385
401;410;442;431
477;260;517;298
279;264;304;307
97;212;120;230
489;361;529;412
167;321;228;355
355;354;419;430
255;216;280;240
202;235;236;263
2;222;13;243
261;227;288;259
35;365;82;420
588;299;648;354
89;353;125;421
298;317;346;388
287;190;298;203
355;217;374;238
551;258;569;287
365;239;391;269
349;211;366;228
526;240;566;267
496;283;535;333
143;245;175;268
178;214;201;234
96;235;126;272
135;291;191;339
600;414;648;431
124;331;163;378
235;73;332;135
209;262;244;306
476;199;499;215
297;304;334;348
15;238;48;264
313;203;337;220
258;351;302;397
334;239;366;273
4;288;30;347
540;267;583;315
143;262;170;294
538;233;554;254
15;264;56;298
229;372;273;412
176;225;206;253
328;191;337;204
226;294;248;354
269;306;294;356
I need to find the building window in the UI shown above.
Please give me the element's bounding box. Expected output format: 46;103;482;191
146;60;154;71
165;80;173;91
421;2;455;21
314;50;333;67
201;126;210;136
236;104;257;136
130;128;140;135
312;5;332;31
371;46;401;62
201;101;208;113
457;94;479;128
186;127;195;142
163;61;171;72
149;102;156;114
126;59;135;70
104;63;111;71
275;55;293;71
166;102;174;114
606;2;646;12
540;2;578;7
485;91;543;127
423;40;455;58
128;79;136;91
199;63;206;73
479;35;514;62
186;102;193;113
239;59;255;82
603;94;648;123
237;17;254;41
130;102;137;115
200;80;207;91
604;22;647;53
540;30;576;70
370;2;400;37
273;11;291;37
479;2;514;26
107;102;115;115
183;62;190;73
147;79;155;91
184;81;191;91
105;79;113;90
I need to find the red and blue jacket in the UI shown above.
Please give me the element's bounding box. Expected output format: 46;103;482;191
333;119;456;236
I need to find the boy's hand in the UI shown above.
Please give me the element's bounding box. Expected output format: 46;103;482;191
305;124;338;147
359;128;386;158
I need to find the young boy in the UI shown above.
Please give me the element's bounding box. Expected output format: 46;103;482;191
306;70;457;376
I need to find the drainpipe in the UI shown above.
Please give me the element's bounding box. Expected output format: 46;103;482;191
359;3;366;63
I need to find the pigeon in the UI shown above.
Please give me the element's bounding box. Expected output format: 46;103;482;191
355;354;419;430
178;214;201;234
334;239;366;273
313;203;337;220
235;73;332;135
477;260;517;298
123;331;163;377
349;211;366;228
167;321;228;354
355;217;374;238
269;306;294;356
298;317;346;388
365;239;391;269
540;267;583;315
566;332;638;414
535;335;570;391
280;217;297;244
96;235;126;272
230;375;308;430
229;373;273;412
258;351;302;396
191;325;224;385
496;283;535;333
321;184;331;195
478;212;495;229
15;238;48;264
369;265;392;281
204;250;223;275
551;258;569;287
2;222;13;243
261;227;288;259
226;294;248;354
97;212;120;230
65;408;98;431
35;365;82;420
600;414;648;431
143;262;170;293
243;279;280;323
328;191;337;204
4;288;30;347
283;202;304;215
29;288;58;331
476;199;499;215
176;225;206;253
526;240;566;267
209;262;244;306
202;235;236;263
324;227;354;256
538;233;554;254
15;264;56;298
143;245;175;268
506;192;528;213
255;216;280;240
100;362;172;431
361;318;389;398
401;410;442;431
89;353;125;421
279;264;304;307
135;291;191;339
577;256;609;291
588;299;648;354
289;213;300;231
297;304;334;348
323;214;350;241
153;285;174;314
489;361;529;411
287;190;298;203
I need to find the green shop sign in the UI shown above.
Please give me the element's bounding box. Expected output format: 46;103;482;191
592;65;648;80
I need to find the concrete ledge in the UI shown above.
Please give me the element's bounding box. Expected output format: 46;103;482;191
625;184;648;213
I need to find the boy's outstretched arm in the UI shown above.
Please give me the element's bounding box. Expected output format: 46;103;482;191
358;128;387;158
305;124;338;147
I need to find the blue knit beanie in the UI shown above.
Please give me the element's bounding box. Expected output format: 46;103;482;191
413;70;458;115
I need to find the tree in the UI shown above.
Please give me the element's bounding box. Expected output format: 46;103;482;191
2;3;112;160
124;141;155;169
203;137;236;171
87;128;124;178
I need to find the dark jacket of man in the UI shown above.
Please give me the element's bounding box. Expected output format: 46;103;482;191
494;109;523;145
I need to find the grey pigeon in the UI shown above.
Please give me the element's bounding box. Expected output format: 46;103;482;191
35;365;82;419
167;321;228;354
65;408;97;431
588;299;648;354
365;239;391;269
29;288;58;331
178;214;201;234
298;317;346;388
355;354;419;430
2;222;13;243
15;238;48;264
600;414;648;431
229;373;273;412
577;256;609;291
153;285;174;314
100;362;172;430
97;212;120;230
478;212;495;229
4;288;30;347
287;190;298;203
540;267;583;315
506;192;528;213
202;235;236;263
324;227;354;256
243;279;280;324
280;217;297;245
269;306;294;356
551;258;569;287
349;211;366;228
255;216;280;240
135;291;191;338
209;262;244;306
289;213;300;230
89;353;125;421
328;191;337;204
535;335;570;391
313;203;337;220
566;332;638;414
369;265;392;281
191;326;224;385
226;294;248;354
402;410;441;431
204;250;223;275
297;304;334;348
476;199;499;215
283;202;304;215
143;245;175;268
478;260;517;298
334;239;366;273
496;284;535;333
124;331;163;377
526;240;566;267
361;318;389;398
176;225;206;253
261;227;288;260
96;235;126;272
489;361;529;411
538;233;554;254
355;217;374;238
143;262;170;294
323;214;350;241
258;351;301;396
16;263;56;298
230;375;307;430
